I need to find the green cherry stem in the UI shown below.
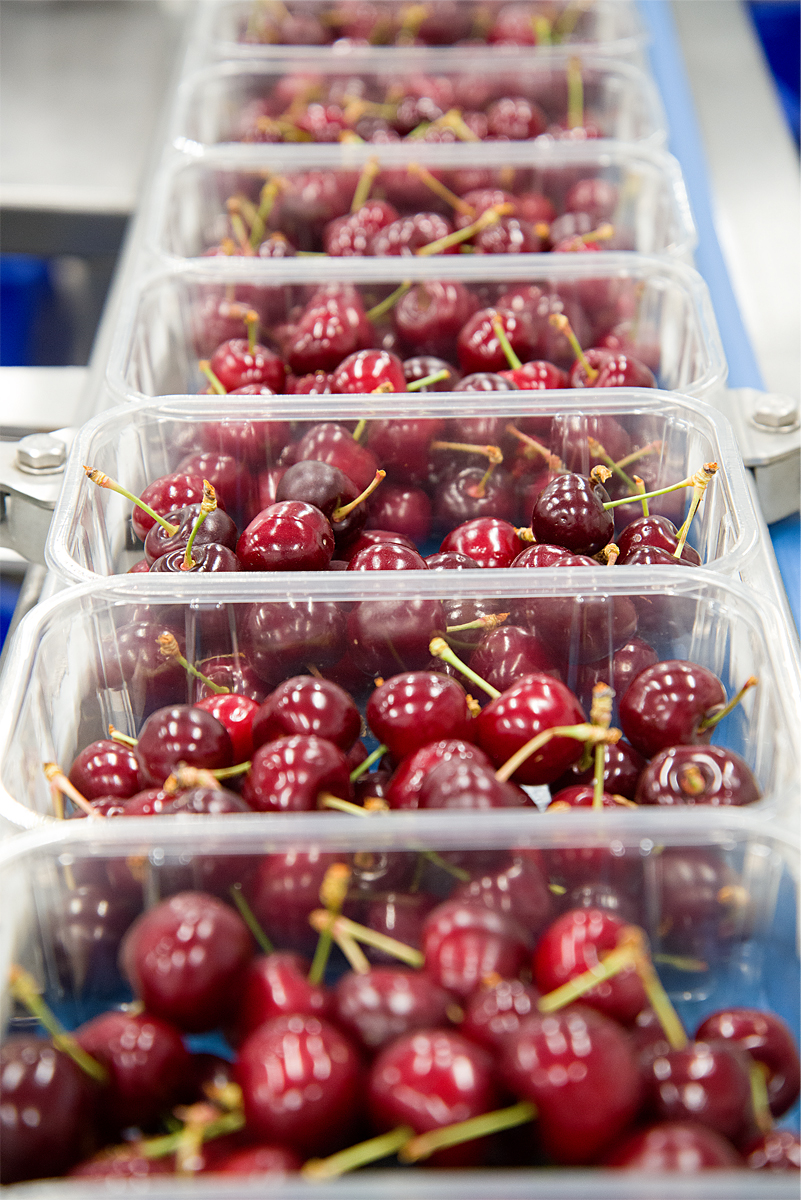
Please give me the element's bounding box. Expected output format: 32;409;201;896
406;367;452;391
673;462;718;557
303;1126;414;1179
350;744;388;781
548;312;598;382
697;676;758;732
492;313;522;369
601;471;709;511
182;480;216;570
429;440;503;465
633;940;688;1051
249;176;285;248
9;965;108;1083
537;936;639;1013
750;1061;774;1134
417;203;513;256
400;1102;536;1163
331;469;386;522
158;632;229;694
83;467;179;536
351;156;381;212
532;14;552;43
198;359;228;396
308;863;351;985
43;763;104;818
590;682;614;809
506;424;564;471
142;1111;245;1161
407;161;475;216
429;636;501;699
108;724;137;748
309;909;424;967
588;436;639;493
633;475;649;518
495;723;621;785
567;55;584;129
229;883;274;955
366;281;412;321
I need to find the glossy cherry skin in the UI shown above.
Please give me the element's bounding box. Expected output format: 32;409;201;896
292;420;380;492
386;739;492;809
236;1014;362;1156
532;908;647;1024
531;472;614;555
617;514;703;566
460;978;541;1053
419;758;531;810
550;739;647;801
244;849;347;957
346;597;446;677
323;199;399;256
422;900;530;997
68;1146;174;1178
234;951;331;1043
144;504;238;566
135;704;233;786
241;734;352;812
367;416;445;485
132;472;205;541
286;289;373;375
440;517;526;568
0;1036;100;1183
695;1008;800;1117
452;854;553;937
240;598;346;686
577;636;659;709
636;745;761;807
619;660;727;759
403;354;461;391
469;626;561;693
474;673;586;785
333;967;452;1053
237;500;335;572
502;1005;642;1164
394;280;479;359
370;211;456;255
362;891;440;963
68;738;143;800
275;460;354;520
368;1029;499;1166
603;1121;742;1169
499;360;568;390
212;1144;303;1175
331;347;407;392
433;466;517;527
253;675;360;753
367;483;432;543
209;337;285;392
74;1010;190;1131
457;306;537;375
149;542;241;574
194;693;259;763
120;891;253;1032
652;846;751;960
366;671;472;760
647;1040;753;1142
595;353;657;389
743;1129;801;1170
347;542;428;571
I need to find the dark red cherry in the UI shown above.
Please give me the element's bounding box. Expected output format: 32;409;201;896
135;704;233;786
334;967;452;1053
149;542;241;574
469;625;560;693
132;473;205;541
647;1041;753;1143
595;352;657;389
346;597;446;676
194;693;259;763
419;758;531;810
331;347;407;392
209;336;286;393
433;466;516;527
286;288;373;375
369;211;457;255
240;598;346;685
68;739;142;800
619;660;727;759
241;734;351;813
550;739;647;802
347;542;428;570
474;673;587;785
74;1011;190;1131
367;483;432;543
502;1005;641;1164
253;676;360;753
244;849;347;957
68;1146;174;1178
460;978;541;1052
339;528;417;561
499;359;568;390
366;671;472;759
576;636;659;708
193;652;269;703
424;551;481;571
292;421;380;492
651;847;751;960
604;1121;743;1169
162;785;249;816
323;199;399;255
440;517;526;568
695;1008;800;1117
368;1029;499;1166
386;739;491;809
144;503;238;565
743;1129;801;1170
212;1144;303;1175
547;784;626;811
362;891;440;962
617;515;702;566
176;450;253;517
236;1015;362;1156
394;280;479;359
235;952;331;1043
403;354;461;390
275;460;354;520
531;472;614;554
457;307;536;375
237;500;335;572
119;891;253;1032
451;854;553;936
486;95;547;139
636;744;761;807
422;900;530;996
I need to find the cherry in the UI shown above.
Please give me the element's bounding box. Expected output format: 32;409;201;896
253;675;360;753
143;503;238;566
603;1122;742;1169
530;472;614;555
74;1011;190;1131
368;1029;499;1166
201;416;290;467
425;551;482;571
547;784;628;812
209;336;285;393
131;473;205;541
346;597;446;676
367;416;445;485
532;908;647;1024
292;420;380;492
0;1036;100;1183
347;541;428;570
457;307;536;375
460;978;542;1052
244;849;347;957
422;900;530;996
367;483;432;542
403;354;460;390
134;704;233;786
176;450;254;517
440;517;527;568
68;738;142;800
366;671;472;759
617;514;702;565
212;1145;303;1175
241;734;352;812
240;598;346;685
418;758;531;810
619;660;727;759
334;967;452;1053
474;673;587;785
474;214;544;253
502;1005;641;1164
237;500;335;572
149;542;241;574
193;652;269;703
499;359;568;390
194;693;259;763
577;637;659;708
339;528;417;561
362;891;440;962
651;847;752;960
119;891;253;1032
646;1040;753;1143
324;200;399;256
331;347;407;392
386;739;492;809
236;1015;362;1156
595;352;657;389
743;1130;801;1170
515;558;639;664
486;95;547;139
550;739;647;802
68;1146;174;1178
394;280;478;359
469;626;560;694
695;1009;800;1117
274;172;354;242
162;785;249;816
286;287;373;375
636;745;761;807
235;952;331;1043
370;211;457;255
451;854;553;936
433;466;517;527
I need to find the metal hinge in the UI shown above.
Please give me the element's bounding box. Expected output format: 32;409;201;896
0;429;76;565
718;388;800;525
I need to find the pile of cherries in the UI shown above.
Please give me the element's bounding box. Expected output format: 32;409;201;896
239;0;607;49
3;859;798;1183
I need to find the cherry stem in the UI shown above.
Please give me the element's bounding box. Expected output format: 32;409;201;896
407;161;475;216
446;612;509;634
318;793;386;816
554;0;585;39
491;313;522;370
567;55;584;129
181;480;216;570
673;462;718;557
333;928;372;974
506;424;564;471
242;308;259;354
439;107;482;142
548;313;598;382
350;744;387;781
142;1111;245;1161
590;682;614;809
430;440;503;465
750;1061;774;1133
158;632;229;694
400;1101;537;1163
42;763;103;818
588;437;639;492
352;418;366;442
417;202;513;256
209;760;251;779
429;636;501;699
564;223;615;250
9;965;108;1083
331;469;386;522
308;863;351;985
164;766;223;793
633;475;649;517
495;723;621;784
351;156;381;212
697;676;758;732
595;542;620;565
108;724;137;748
532;14;552;43
366;280;412;321
417;848;470;882
82;467;179;536
198;359;228;395
677;763;707;796
311;909;424;967
537;937;639;1013
631;936;688;1051
616;441;664;471
653;953;708;972
227;207;253;256
303;1126;414;1180
229;883;274;955
406;367;452;391
602;469;713;511
249;176;284;248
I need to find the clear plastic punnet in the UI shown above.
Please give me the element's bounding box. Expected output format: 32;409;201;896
147;140;697;263
47;390;757;585
168;54;667;153
104;255;726;403
0;569;798;833
0;811;797;1194
185;0;649;63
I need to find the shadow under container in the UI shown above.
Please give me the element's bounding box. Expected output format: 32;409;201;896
147;139;697;262
0;810;797;1193
105;254;726;403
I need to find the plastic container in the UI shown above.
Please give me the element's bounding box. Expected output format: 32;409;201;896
186;0;649;61
168;54;667;153
46;389;758;585
105;255;726;403
0;812;798;1193
1;568;799;832
148;140;697;262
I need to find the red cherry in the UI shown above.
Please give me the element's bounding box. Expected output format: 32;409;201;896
209;337;285;393
212;1144;303;1175
695;1008;800;1117
323;200;399;256
334;967;452;1052
331;348;407;392
235;951;331;1043
636;744;761;807
252;675;360;753
243;849;346;957
135;704;233;786
422;900;530;997
346;597;446;677
366;671;472;759
418;758;531;810
474;673;586;785
603;1121;742;1169
131;473;205;541
286;287;373;374
237;500;335;572
647;1040;753;1143
619;660;727;759
743;1129;801;1170
440;517;526;568
469;625;561;693
531;472;614;555
241;734;352;813
194;693;258;763
460;977;541;1052
68;739;142;800
386;739;492;809
452;853;553;937
292;421;380;492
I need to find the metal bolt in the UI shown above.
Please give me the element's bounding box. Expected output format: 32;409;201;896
751;395;800;432
15;433;67;474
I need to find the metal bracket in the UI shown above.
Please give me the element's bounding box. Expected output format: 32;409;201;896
717;388;800;525
0;429;76;565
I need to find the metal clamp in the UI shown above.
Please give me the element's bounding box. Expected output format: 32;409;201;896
718;389;800;525
0;428;76;565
